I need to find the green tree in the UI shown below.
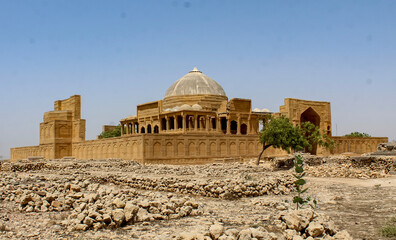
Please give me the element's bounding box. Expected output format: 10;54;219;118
98;125;122;139
345;131;371;137
256;116;334;165
300;121;335;151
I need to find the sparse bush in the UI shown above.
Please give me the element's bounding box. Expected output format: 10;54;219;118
98;125;121;139
345;132;371;137
380;216;396;238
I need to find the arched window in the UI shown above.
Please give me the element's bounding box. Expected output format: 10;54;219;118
147;124;152;133
161;118;167;130
169;117;175;130
177;116;183;129
140;127;145;133
154;125;159;133
231;120;238;134
221;117;227;134
240;124;247;135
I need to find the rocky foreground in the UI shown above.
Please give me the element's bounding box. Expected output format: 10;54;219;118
0;155;395;239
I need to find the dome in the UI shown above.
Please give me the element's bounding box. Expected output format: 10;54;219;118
165;67;226;98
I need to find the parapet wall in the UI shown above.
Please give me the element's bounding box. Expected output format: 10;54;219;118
71;135;144;161
331;136;388;154
10;144;55;161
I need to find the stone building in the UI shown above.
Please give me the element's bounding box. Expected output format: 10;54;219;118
10;68;387;163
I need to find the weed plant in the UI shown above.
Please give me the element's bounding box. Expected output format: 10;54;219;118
380;216;396;238
293;154;316;210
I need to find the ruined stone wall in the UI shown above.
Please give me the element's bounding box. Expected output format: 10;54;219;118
331;136;388;154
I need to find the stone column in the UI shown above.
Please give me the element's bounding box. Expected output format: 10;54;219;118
194;114;198;131
237;116;241;135
132;123;135;134
166;116;170;132
175;115;179;130
182;114;186;133
247;116;251;134
206;116;210;132
226;116;231;134
217;117;222;133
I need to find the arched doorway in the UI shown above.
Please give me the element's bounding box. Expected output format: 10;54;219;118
300;107;320;155
154;125;159;133
140;127;145;133
147;124;152;133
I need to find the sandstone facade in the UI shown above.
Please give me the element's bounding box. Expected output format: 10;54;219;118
10;68;387;162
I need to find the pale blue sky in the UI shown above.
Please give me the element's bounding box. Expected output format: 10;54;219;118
1;0;395;159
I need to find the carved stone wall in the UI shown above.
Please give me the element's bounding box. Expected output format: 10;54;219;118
331;137;388;154
10;144;55;160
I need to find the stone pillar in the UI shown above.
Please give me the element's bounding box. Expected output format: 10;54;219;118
226;116;231;134
182;114;186;133
175;115;179;130
237;116;241;135
206;116;210;132
194;114;198;131
166;116;170;132
132;123;135;134
217;117;222;133
247;116;251;134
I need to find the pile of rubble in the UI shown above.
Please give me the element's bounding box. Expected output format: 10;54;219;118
97;173;295;199
275;209;352;240
268;154;395;179
0;173;202;232
177;209;352;240
0;158;140;173
304;163;387;179
64;191;202;231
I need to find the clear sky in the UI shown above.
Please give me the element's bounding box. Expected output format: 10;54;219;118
1;0;395;159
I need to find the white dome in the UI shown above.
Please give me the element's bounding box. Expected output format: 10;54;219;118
192;104;203;110
179;104;192;110
165;67;226;98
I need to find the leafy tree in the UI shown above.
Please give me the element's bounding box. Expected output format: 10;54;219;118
345;131;371;137
256;116;334;165
98;125;122;139
300;121;335;151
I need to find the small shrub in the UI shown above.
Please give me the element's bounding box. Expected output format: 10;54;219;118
380;216;396;238
345;132;371;137
98;125;121;139
293;154;317;210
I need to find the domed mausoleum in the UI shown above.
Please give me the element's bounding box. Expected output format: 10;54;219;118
163;67;228;111
10;68;387;163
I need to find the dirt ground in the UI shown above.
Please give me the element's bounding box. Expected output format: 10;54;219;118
0;159;395;240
